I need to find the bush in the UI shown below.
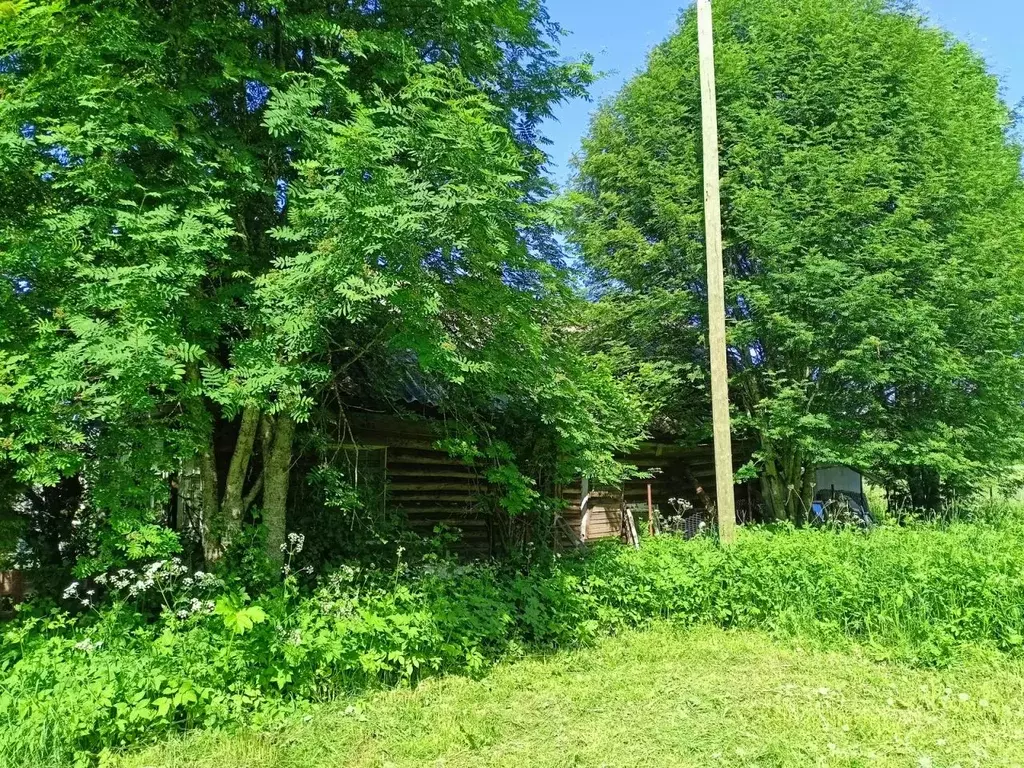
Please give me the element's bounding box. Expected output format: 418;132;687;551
2;510;1024;766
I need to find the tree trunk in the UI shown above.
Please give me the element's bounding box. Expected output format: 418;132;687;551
908;466;941;514
760;449;788;522
199;407;263;565
199;436;223;565
221;406;260;530
759;439;815;524
262;413;294;561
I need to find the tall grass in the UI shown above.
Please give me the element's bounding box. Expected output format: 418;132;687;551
2;505;1023;766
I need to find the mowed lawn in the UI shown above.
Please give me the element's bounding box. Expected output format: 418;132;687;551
119;626;1024;768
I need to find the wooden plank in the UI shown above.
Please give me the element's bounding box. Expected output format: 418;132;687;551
387;499;479;505
406;517;489;526
334;437;441;451
396;502;483;512
389;452;474;467
345;412;439;438
388;468;478;479
389;482;481;492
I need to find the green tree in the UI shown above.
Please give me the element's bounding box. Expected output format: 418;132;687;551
568;0;1024;520
0;0;632;569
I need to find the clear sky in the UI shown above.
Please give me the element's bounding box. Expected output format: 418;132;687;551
542;0;1024;188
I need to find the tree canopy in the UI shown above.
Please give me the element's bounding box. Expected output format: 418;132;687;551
568;0;1024;519
0;0;643;573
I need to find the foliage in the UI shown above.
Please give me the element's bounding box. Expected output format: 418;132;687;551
0;0;639;574
567;0;1024;519
3;507;1024;765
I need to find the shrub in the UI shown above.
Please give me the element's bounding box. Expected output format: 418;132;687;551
2;511;1024;766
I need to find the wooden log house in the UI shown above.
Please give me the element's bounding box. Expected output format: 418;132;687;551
341;412;758;556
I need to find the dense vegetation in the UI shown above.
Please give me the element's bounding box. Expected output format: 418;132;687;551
2;0;1024;765
568;0;1024;520
0;0;644;578
3;509;1024;765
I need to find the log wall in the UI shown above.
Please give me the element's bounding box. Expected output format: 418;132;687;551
342;413;759;553
344;413;494;558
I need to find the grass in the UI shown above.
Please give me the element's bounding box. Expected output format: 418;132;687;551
117;625;1024;768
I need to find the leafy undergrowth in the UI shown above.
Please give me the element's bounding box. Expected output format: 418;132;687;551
118;624;1024;768
3;509;1024;766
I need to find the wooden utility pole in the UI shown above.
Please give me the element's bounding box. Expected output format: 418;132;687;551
697;0;736;545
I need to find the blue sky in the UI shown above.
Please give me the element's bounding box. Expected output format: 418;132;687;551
542;0;1024;187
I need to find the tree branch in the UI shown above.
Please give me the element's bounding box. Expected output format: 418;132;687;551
243;473;264;511
222;406;261;522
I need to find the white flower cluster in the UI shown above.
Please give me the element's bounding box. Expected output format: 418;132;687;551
62;557;224;615
280;531;306;554
175;597;216;620
661;497;710;538
667;497;694;513
73;638;103;652
279;532;314;578
62;581;97;607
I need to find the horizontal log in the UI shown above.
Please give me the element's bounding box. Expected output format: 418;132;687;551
340;437;443;451
396;502;486;512
345;413;440;438
406;518;489;527
387;493;480;503
388;467;479;480
397;501;484;512
389;482;482;492
389;452;475;467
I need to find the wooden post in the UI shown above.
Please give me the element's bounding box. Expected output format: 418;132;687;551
647;482;654;536
580;476;591;543
697;0;736;545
